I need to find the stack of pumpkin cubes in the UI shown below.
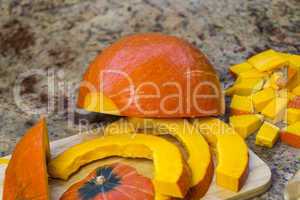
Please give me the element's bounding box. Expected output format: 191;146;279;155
226;49;300;148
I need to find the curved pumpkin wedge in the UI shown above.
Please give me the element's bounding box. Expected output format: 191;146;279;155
60;163;154;200
48;134;191;198
193;118;249;192
3;118;50;200
77;33;224;118
105;118;213;199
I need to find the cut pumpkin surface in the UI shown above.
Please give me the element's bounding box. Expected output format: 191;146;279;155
261;96;288;123
229;114;263;138
192;118;249;192
106;118;213;199
252;88;275;112
281;121;300;148
60;163;155;200
48;134;190;198
230;77;265;96
229;62;254;76
3;118;50;200
230;95;254;115
285;108;300;125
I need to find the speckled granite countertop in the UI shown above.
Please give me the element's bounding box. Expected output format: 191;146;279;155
0;0;299;199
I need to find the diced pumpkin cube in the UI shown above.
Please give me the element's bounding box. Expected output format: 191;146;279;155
252;88;276;112
255;122;280;148
229;114;263;138
287;67;300;90
285;108;300;125
248;49;288;72
261;96;288;123
229;62;254;76
232;77;265;96
238;68;269;79
230;95;254;115
281;121;300;148
292;85;300;96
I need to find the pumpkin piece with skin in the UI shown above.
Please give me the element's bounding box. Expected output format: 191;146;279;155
77;33;224;118
229;114;264;138
105;118;214;199
48;134;191;198
192;118;249;192
230;95;254;115
281;121;300;148
247;49;288;72
60;163;154;200
255;122;280;148
3;118;50;200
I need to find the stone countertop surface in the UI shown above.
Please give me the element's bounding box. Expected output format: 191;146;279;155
0;0;299;199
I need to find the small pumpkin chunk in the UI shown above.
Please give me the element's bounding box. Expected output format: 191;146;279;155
281;121;300;148
60;163;154;200
193;118;249;192
255;122;280;148
238;68;269;79
252;88;275;112
285;108;300;125
3;118;50;200
230;114;263;138
248;49;288;72
230;95;254;115
229;62;254;76
279;52;300;68
48;134;190;198
261;96;288;123
231;77;264;96
288;96;300;109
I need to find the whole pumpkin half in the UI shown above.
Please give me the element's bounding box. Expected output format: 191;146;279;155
3;118;50;200
60;163;154;200
77;33;224;118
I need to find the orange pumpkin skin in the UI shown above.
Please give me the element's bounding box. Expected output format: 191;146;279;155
3;118;50;200
60;163;154;200
281;131;300;148
77;33;224;118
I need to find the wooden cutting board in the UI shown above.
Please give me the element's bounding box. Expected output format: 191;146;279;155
0;133;271;200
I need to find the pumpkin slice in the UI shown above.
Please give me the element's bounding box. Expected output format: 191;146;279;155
48;134;190;198
106;118;213;199
252;88;276;112
193;118;249;192
229;114;263;138
229;62;254;76
77;33;224;118
230;95;254;115
60;163;154;200
247;49;288;72
281;121;300;148
3;118;50;200
255;122;280;148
